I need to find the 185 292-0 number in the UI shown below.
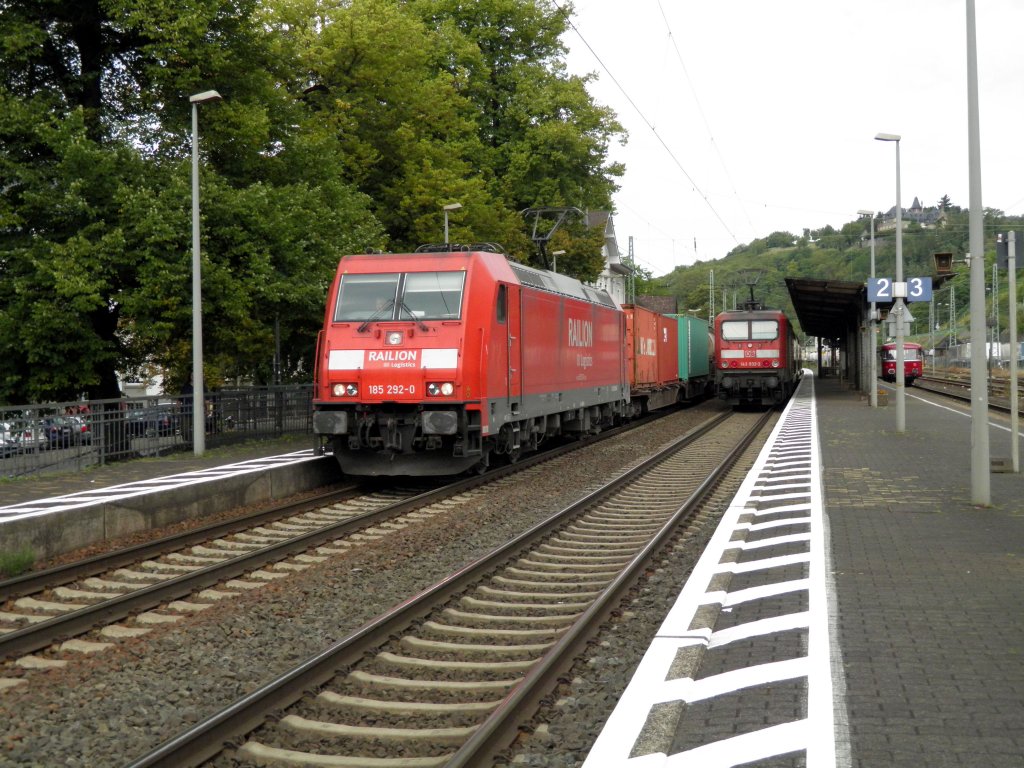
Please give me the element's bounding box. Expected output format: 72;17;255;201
368;384;415;396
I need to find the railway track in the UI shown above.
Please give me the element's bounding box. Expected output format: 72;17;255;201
913;372;1019;412
0;409;678;686
126;408;775;768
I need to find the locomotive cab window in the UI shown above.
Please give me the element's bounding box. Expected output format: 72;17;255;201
334;271;465;322
334;273;400;321
402;272;465;319
721;319;779;341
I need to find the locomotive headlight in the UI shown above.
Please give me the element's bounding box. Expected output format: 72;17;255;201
385;331;403;345
771;360;780;368
332;383;358;397
427;381;455;396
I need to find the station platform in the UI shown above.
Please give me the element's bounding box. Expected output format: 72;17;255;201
0;435;341;563
585;371;1024;767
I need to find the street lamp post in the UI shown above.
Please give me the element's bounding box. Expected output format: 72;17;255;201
858;209;878;407
442;202;462;246
551;249;566;273
966;0;990;504
190;89;222;456
875;133;905;432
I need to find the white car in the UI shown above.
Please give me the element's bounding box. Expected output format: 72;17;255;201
12;421;48;453
1;422;19;457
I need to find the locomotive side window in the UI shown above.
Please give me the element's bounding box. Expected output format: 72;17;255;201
496;284;507;323
334;273;400;321
721;319;779;341
403;272;465;320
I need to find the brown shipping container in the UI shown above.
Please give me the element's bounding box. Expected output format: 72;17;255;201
623;305;679;389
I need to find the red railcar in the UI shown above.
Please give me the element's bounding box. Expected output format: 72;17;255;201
880;342;923;385
623;305;681;412
713;305;801;407
313;247;629;476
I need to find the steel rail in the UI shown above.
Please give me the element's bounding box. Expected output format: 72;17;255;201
124;410;753;768
0;483;361;599
0;411;673;662
446;409;772;767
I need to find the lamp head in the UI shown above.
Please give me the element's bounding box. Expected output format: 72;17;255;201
874;132;901;142
442;202;463;212
857;209;873;217
190;90;223;104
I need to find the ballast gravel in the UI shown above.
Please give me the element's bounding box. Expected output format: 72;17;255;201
0;402;753;768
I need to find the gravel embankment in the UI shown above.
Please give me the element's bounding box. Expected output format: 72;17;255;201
0;402;751;768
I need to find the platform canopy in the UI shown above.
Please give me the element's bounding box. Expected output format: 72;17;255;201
785;277;865;340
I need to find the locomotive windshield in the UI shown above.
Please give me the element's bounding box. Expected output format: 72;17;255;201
721;319;779;341
334;271;466;322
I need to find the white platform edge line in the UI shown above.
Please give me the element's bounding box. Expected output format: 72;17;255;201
581;384;811;766
0;450;321;519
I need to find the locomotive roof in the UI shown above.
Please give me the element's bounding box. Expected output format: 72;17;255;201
505;261;618;309
338;250;618;310
719;306;788;317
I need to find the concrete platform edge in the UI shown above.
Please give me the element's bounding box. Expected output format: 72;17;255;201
1;456;340;561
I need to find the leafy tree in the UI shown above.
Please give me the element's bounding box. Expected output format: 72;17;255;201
0;0;632;404
406;0;624;266
0;0;382;402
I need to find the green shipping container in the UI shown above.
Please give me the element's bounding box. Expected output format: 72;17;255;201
669;314;711;381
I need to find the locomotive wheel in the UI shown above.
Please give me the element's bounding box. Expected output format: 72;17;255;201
472;449;491;475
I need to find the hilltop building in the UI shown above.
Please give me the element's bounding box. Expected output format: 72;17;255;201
877;197;946;232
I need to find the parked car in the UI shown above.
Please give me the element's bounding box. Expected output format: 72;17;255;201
126;406;179;438
65;415;92;445
1;422;20;457
41;416;81;448
13;421;48;453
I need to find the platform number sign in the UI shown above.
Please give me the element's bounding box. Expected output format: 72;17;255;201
867;276;932;302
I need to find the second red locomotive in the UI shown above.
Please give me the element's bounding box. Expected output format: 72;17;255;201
714;301;801;407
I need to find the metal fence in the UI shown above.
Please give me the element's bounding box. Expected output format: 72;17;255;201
0;385;314;481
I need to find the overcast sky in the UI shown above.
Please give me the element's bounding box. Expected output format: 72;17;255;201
560;0;1024;278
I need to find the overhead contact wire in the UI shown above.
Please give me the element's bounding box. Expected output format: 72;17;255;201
554;0;740;247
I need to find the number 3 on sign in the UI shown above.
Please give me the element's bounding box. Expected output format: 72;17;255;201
907;276;932;301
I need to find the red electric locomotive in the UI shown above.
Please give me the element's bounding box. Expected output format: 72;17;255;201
714;301;801;407
880;341;923;385
313;245;630;476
